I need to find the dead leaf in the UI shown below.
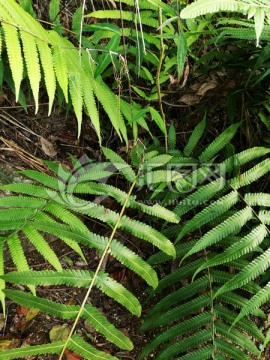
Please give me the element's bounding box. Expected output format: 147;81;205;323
64;349;82;360
196;80;218;96
0;335;20;349
25;308;39;322
179;94;200;105
50;324;70;342
40;137;57;157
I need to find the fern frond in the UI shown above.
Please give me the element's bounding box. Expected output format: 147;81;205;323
1;183;53;198
83;304;133;350
0;341;63;359
141;294;210;331
36;39;56;116
20;31;41;113
215;304;265;341
3;289;133;350
22;224;62;270
215;337;249;360
219;292;266;318
173;178;226;216
229;158;270;189
215;246;270;298
176;190;239;242
94;77;127;143
102;147;136;182
140;312;212;359
181;206;253;263
69;74;83;137
180;0;248;19
194;224;268;276
232;281;270;326
151;257;205;295
51;44;69;102
81;54;101;143
156;328;212;360
1;269;141;316
1;22;23;101
199;123;240;162
31;221;159;288
183;115;206;156
68;334;118;360
147;276;209;316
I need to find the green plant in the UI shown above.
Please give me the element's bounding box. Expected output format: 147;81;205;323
140;118;270;359
0;148;178;358
0;0;169;143
180;0;270;46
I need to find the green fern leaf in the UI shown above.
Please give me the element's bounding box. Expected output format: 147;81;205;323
69;74;83;137
83;304;133;350
120;216;176;257
20;31;41;113
0;182;51;199
181;206;253;263
19;169;60;189
152;257;205;295
183;115;206;156
215;337;249;360
36;39;56;116
168;123;176;150
68;334;118;360
45;202;89;232
215;304;265;342
7;234;35;295
51;44;69;102
233;282;270;326
173;177;226;216
94;77;127;143
0;341;63;359
194;224;268;276
22;225;62;270
220;147;270;173
0;194;47;208
102;147;136;182
141;294;210;331
215;246;270;298
3;290;133;350
176;190;239;242
219;292;266;318
180;0;248;19
0;208;36;220
176;346;213;360
156;328;212;360
244;192;270;206
2;23;23;101
2;269;141;316
32;221;158;288
81;55;101;143
199;123;240;162
229;158;270;189
147;276;209;317
140;312;212;359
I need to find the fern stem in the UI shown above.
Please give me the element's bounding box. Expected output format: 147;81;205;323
156;6;168;153
58;174;139;359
